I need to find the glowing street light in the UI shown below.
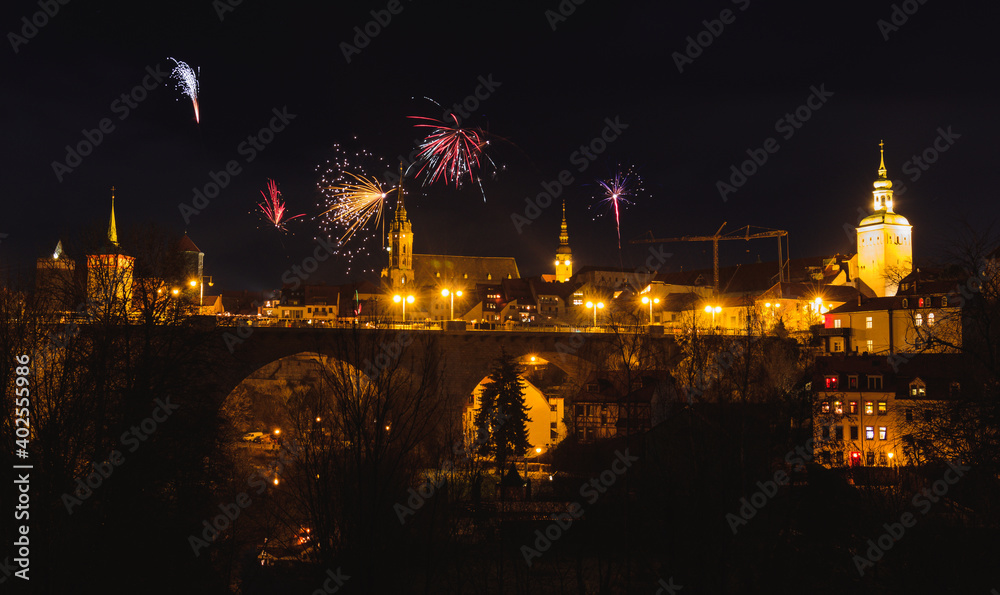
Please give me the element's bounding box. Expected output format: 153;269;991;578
704;305;721;328
393;294;415;323
441;288;463;320
189;276;213;314
641;295;660;324
585;300;605;327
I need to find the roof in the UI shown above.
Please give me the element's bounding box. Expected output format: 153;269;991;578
411;254;520;287
859;211;910;227
653;255;839;295
760;281;859;303
826;294;953;314
572;370;674;404
177;234;202;253
814;353;973;400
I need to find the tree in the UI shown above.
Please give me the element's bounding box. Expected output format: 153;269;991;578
474;348;531;474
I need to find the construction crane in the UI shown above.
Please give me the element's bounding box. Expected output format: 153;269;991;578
632;223;789;296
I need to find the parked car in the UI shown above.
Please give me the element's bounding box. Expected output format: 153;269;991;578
242;432;265;442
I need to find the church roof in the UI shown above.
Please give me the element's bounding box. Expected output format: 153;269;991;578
411;253;520;287
858;211;910;227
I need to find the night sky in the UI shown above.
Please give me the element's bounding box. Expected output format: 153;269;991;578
3;0;997;291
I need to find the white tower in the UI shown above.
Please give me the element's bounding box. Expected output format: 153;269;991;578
856;142;912;297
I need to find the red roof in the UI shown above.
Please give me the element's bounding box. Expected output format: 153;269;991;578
177;234;201;253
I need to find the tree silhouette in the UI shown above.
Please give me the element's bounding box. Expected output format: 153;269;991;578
474;348;531;474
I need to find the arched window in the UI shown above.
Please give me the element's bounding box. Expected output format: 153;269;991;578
915;313;922;326
928;313;935;326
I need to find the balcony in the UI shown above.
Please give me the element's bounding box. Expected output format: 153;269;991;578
818;327;852;337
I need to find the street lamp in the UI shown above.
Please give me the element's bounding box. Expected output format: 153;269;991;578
393;294;414;323
704;305;721;329
189;275;213;314
441;288;463;320
641;295;660;324
585;301;605;327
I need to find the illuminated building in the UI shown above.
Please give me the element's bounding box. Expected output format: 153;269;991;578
554;199;572;283
86;188;134;315
855;142;912;297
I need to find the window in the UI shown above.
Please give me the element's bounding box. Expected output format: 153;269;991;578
834;400;843;415
868;376;883;390
902;298;908;307
909;380;926;397
834;451;844;465
877;401;887;415
833;425;843;441
949;382;961;397
905;408;913;422
832;340;843;352
834;319;842;329
918;298;925;308
821;425;830;440
867;451;875;466
864;401;874;415
825;376;838;390
928;313;935;326
821;401;830;414
942;296;948;307
849;401;858;414
923;410;933;422
865;426;875;440
866;340;874;354
850;426;859;440
866;316;873;329
849;376;858;390
879;427;888;440
915;313;923;326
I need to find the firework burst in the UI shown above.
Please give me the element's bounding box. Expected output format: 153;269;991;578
407;111;498;200
257;179;305;231
316;143;397;274
594;165;645;249
168;57;200;123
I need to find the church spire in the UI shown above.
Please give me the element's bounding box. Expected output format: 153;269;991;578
394;162;407;222
559;198;569;247
872;141;894;212
108;186;119;247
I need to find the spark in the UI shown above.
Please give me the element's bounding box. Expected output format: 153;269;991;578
257;179;304;231
168;57;200;123
407;111;499;201
316;143;397;275
594;165;645;250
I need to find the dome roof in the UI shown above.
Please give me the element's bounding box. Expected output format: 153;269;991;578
859;211;910;227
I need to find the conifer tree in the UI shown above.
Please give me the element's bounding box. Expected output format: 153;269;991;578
474;348;531;473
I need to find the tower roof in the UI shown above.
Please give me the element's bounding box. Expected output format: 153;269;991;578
177;233;202;253
557;199;571;255
108;186;119;247
394;163;408;222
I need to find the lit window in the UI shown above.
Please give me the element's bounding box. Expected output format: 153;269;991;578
918;298;924;308
928;313;935;327
866;340;874;353
866;316;873;329
849;376;858;390
910;380;926;397
915;313;923;326
821;401;830;414
877;401;887;415
834;319;842;329
825;376;838;389
834;400;843;414
864;401;874;415
865;426;875;440
849;401;858;414
879;427;887;440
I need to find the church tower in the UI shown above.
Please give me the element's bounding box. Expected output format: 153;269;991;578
856;142;912;297
386;177;413;289
554;199;572;282
87;187;135;314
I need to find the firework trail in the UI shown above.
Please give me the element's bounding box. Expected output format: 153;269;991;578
594;165;645;250
168;57;200;123
316;143;397;274
257;179;305;231
407;106;500;200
